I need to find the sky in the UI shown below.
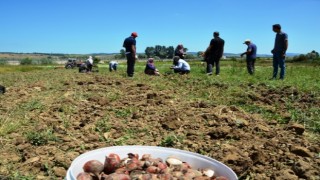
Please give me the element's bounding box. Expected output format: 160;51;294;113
1;0;320;55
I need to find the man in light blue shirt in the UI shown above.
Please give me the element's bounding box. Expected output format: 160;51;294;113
171;56;190;74
271;24;288;80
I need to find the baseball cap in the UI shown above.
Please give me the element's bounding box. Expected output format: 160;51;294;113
131;32;138;37
243;39;251;44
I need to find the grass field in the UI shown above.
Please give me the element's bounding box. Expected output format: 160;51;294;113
1;60;320;134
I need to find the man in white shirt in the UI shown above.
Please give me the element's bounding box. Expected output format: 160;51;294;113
170;56;191;74
86;56;93;72
109;61;118;72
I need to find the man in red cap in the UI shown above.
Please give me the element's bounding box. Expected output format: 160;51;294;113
123;32;138;77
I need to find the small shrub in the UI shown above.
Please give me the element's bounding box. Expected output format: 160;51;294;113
114;109;131;118
0;58;8;65
160;135;176;147
95;117;111;133
39;58;54;65
25;129;57;146
93;56;101;65
20;58;33;65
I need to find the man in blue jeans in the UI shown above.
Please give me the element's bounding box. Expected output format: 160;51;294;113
271;24;288;80
123;32;138;77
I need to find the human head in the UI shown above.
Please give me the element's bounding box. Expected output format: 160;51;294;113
173;56;180;63
213;31;220;37
177;44;183;49
243;39;251;45
272;24;281;33
131;32;138;38
148;58;154;63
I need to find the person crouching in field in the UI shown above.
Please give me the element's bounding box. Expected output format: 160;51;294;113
86;56;93;72
170;56;190;74
79;63;88;73
109;61;118;72
144;58;160;76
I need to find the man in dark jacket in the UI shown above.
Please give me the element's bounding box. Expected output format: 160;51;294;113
204;31;225;76
123;32;138;77
271;24;288;80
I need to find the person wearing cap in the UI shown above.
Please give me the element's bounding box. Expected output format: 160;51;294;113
123;32;138;77
241;39;257;75
170;56;190;74
144;58;160;76
174;44;186;59
271;24;288;80
204;31;225;76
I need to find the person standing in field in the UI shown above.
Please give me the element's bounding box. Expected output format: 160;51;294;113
271;24;288;80
241;39;257;75
123;32;138;77
204;31;225;76
174;44;186;59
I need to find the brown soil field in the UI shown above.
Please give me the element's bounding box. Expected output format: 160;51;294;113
0;69;319;179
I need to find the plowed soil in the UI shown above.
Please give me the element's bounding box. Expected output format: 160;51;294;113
0;70;319;179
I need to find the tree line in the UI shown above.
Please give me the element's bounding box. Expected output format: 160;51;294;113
291;50;320;62
115;45;199;60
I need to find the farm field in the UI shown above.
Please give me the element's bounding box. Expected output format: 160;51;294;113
0;60;320;179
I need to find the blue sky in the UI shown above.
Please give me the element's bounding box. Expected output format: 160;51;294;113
1;0;319;54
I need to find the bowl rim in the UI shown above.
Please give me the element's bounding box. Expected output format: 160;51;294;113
66;145;238;180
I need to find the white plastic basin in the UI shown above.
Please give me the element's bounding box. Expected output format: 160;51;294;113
66;146;238;180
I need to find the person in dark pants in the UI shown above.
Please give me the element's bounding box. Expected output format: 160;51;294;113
123;32;138;77
241;39;257;75
109;61;118;72
170;56;191;74
204;31;225;76
271;24;288;80
86;56;93;72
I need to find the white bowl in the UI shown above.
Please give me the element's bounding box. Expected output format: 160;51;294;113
66;146;238;180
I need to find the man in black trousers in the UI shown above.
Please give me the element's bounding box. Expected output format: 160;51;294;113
204;31;225;76
123;32;138;77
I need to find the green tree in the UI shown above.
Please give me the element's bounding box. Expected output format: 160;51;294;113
93;56;101;65
145;47;155;58
306;50;319;60
20;57;33;65
197;51;204;57
154;45;167;59
183;47;188;53
167;46;174;59
120;49;126;59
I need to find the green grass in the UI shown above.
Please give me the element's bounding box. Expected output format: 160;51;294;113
1;60;320;136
